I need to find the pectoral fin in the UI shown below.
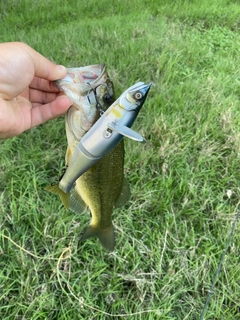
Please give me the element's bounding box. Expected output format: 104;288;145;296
108;122;145;142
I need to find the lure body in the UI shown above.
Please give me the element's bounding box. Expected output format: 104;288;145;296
59;82;151;193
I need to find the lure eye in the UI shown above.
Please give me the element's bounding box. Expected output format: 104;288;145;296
134;91;143;100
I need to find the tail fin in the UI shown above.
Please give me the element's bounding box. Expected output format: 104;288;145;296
80;223;115;251
45;184;70;209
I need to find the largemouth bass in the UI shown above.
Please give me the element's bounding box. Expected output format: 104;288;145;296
47;65;151;251
47;64;128;251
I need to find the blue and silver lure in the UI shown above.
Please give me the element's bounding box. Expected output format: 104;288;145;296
59;81;151;193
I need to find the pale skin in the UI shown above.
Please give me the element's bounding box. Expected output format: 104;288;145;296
0;42;72;139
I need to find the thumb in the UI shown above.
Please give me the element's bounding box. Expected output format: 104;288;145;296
33;55;67;81
18;42;68;81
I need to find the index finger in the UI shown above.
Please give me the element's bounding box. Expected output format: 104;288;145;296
30;77;60;92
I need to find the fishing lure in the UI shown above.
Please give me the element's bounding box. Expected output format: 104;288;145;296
59;81;151;193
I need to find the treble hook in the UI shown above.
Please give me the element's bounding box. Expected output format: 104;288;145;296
86;82;104;116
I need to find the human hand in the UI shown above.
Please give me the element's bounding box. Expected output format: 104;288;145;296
0;42;72;139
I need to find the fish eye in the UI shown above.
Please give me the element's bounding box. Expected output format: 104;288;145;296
103;93;113;103
134;91;143;100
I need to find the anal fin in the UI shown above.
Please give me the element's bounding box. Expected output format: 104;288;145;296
69;187;87;214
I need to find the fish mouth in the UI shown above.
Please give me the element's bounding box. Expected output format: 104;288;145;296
54;64;107;94
58;64;112;140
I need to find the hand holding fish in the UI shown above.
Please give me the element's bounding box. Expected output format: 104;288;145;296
0;42;72;139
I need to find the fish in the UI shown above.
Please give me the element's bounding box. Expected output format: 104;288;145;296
46;65;151;251
46;64;127;251
47;64;115;208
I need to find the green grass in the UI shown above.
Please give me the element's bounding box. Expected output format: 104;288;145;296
1;0;240;319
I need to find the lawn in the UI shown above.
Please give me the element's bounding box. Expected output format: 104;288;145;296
0;0;240;319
